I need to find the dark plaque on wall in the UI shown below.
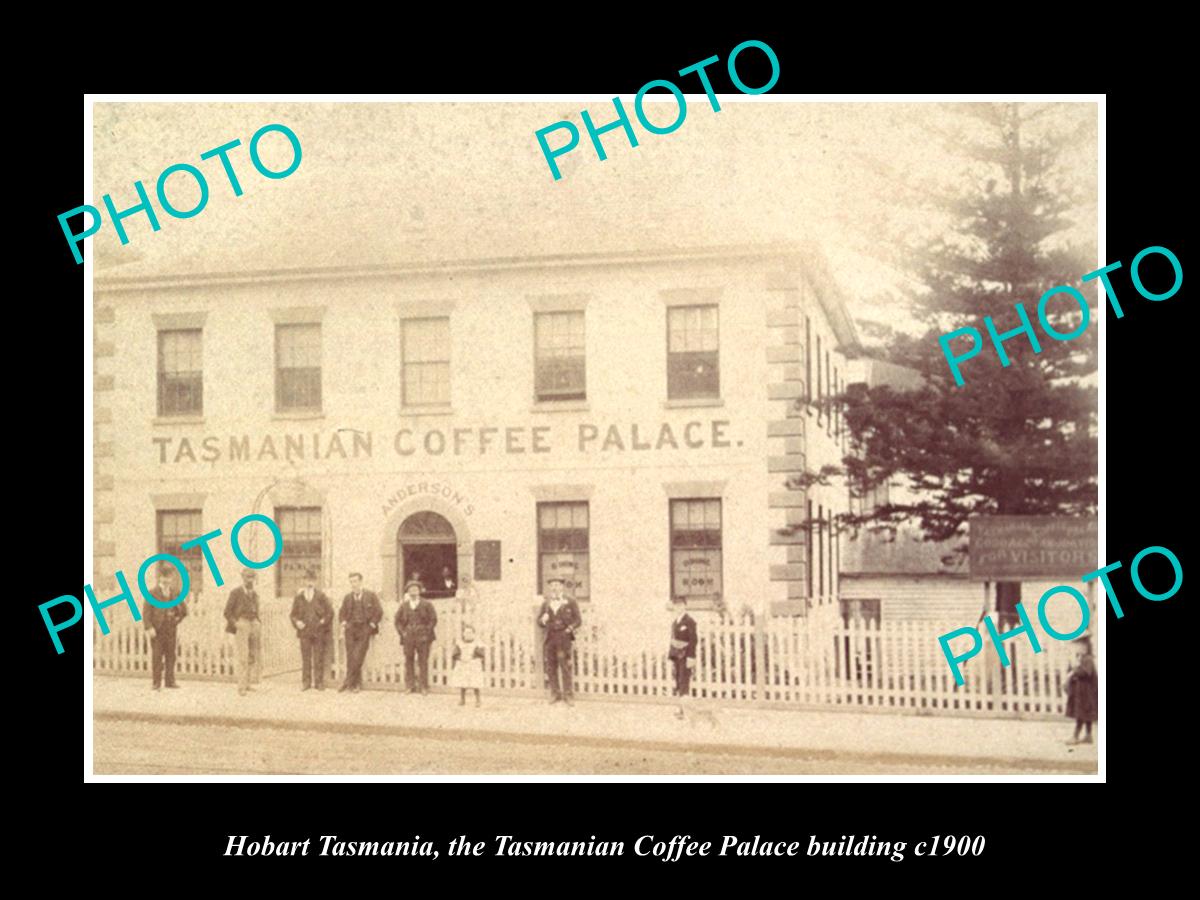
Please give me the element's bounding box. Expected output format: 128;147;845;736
474;541;501;581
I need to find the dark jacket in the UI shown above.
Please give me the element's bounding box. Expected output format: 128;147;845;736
224;586;261;627
290;588;333;638
395;598;438;645
538;599;582;646
339;590;383;635
669;613;697;660
1065;653;1098;723
143;584;189;632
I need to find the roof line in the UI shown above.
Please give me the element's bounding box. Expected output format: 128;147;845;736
95;240;862;351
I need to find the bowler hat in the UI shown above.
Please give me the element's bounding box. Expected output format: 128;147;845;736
404;580;423;593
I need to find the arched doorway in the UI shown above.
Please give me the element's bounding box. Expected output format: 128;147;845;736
398;511;458;599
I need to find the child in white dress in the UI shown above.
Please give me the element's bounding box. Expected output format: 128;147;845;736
450;624;486;707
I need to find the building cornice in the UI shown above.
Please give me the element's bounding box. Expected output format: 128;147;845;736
95;240;863;352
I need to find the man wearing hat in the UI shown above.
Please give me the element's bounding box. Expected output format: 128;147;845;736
537;577;582;706
395;580;438;694
668;595;698;719
143;563;189;691
223;568;262;696
338;572;382;692
290;568;333;691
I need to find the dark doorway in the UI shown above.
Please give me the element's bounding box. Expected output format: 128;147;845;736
398;511;458;599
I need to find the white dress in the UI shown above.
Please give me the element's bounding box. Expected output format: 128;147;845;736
449;640;486;689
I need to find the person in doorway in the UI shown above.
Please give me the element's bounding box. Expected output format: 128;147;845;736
290;569;333;691
1065;637;1098;745
143;563;188;691
537;577;581;706
450;622;486;707
668;596;698;719
395;580;438;694
438;565;456;597
224;568;262;696
338;572;382;693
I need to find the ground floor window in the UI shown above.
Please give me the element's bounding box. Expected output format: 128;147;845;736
537;502;589;600
157;509;204;592
670;498;723;607
276;506;323;597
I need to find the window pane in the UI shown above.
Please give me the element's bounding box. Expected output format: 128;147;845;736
537;502;589;600
276;505;322;598
670;498;722;601
535;312;586;401
276;324;322;411
157;330;203;416
672;548;722;599
157;509;204;592
403;317;450;363
402;318;450;405
667;306;719;399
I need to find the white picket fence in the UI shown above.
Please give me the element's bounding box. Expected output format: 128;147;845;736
93;602;1079;719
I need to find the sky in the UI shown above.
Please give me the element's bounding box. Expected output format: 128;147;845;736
91;99;1098;334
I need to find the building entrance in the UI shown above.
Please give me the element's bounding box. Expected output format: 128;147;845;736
398;511;458;599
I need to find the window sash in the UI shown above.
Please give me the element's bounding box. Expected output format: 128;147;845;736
275;325;322;411
537;502;589;600
667;350;720;399
156;510;204;591
402;318;450;406
667;305;720;399
277;506;322;597
157;330;203;416
670;499;722;603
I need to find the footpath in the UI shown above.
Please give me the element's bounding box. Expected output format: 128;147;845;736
93;675;1098;774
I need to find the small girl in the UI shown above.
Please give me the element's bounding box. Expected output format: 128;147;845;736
1065;638;1098;744
450;623;486;707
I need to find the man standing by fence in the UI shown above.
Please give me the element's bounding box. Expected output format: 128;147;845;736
224;568;262;696
339;572;382;693
290;568;333;691
538;577;581;706
669;596;697;719
395;580;438;694
143;563;188;691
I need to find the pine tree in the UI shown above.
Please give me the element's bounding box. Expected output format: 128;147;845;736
831;103;1098;615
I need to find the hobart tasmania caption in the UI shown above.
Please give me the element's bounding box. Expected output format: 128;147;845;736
86;96;1101;775
223;833;961;862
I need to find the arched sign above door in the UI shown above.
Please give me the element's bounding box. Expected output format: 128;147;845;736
398;510;457;544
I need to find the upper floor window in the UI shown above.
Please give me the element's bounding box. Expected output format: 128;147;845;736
401;316;451;407
275;323;322;412
667;305;719;399
157;329;202;416
534;311;586;401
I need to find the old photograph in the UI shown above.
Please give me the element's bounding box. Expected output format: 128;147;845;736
87;98;1100;775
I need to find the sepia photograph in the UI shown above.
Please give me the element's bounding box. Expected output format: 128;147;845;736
86;97;1100;777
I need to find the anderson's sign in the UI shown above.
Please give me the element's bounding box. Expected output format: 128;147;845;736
151;419;739;464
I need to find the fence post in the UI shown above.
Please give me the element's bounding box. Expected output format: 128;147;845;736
755;611;769;706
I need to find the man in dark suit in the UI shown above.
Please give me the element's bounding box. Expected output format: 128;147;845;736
537;577;582;706
395;580;438;694
143;563;188;691
224;568;262;696
290;568;333;691
338;572;382;693
669;596;698;719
